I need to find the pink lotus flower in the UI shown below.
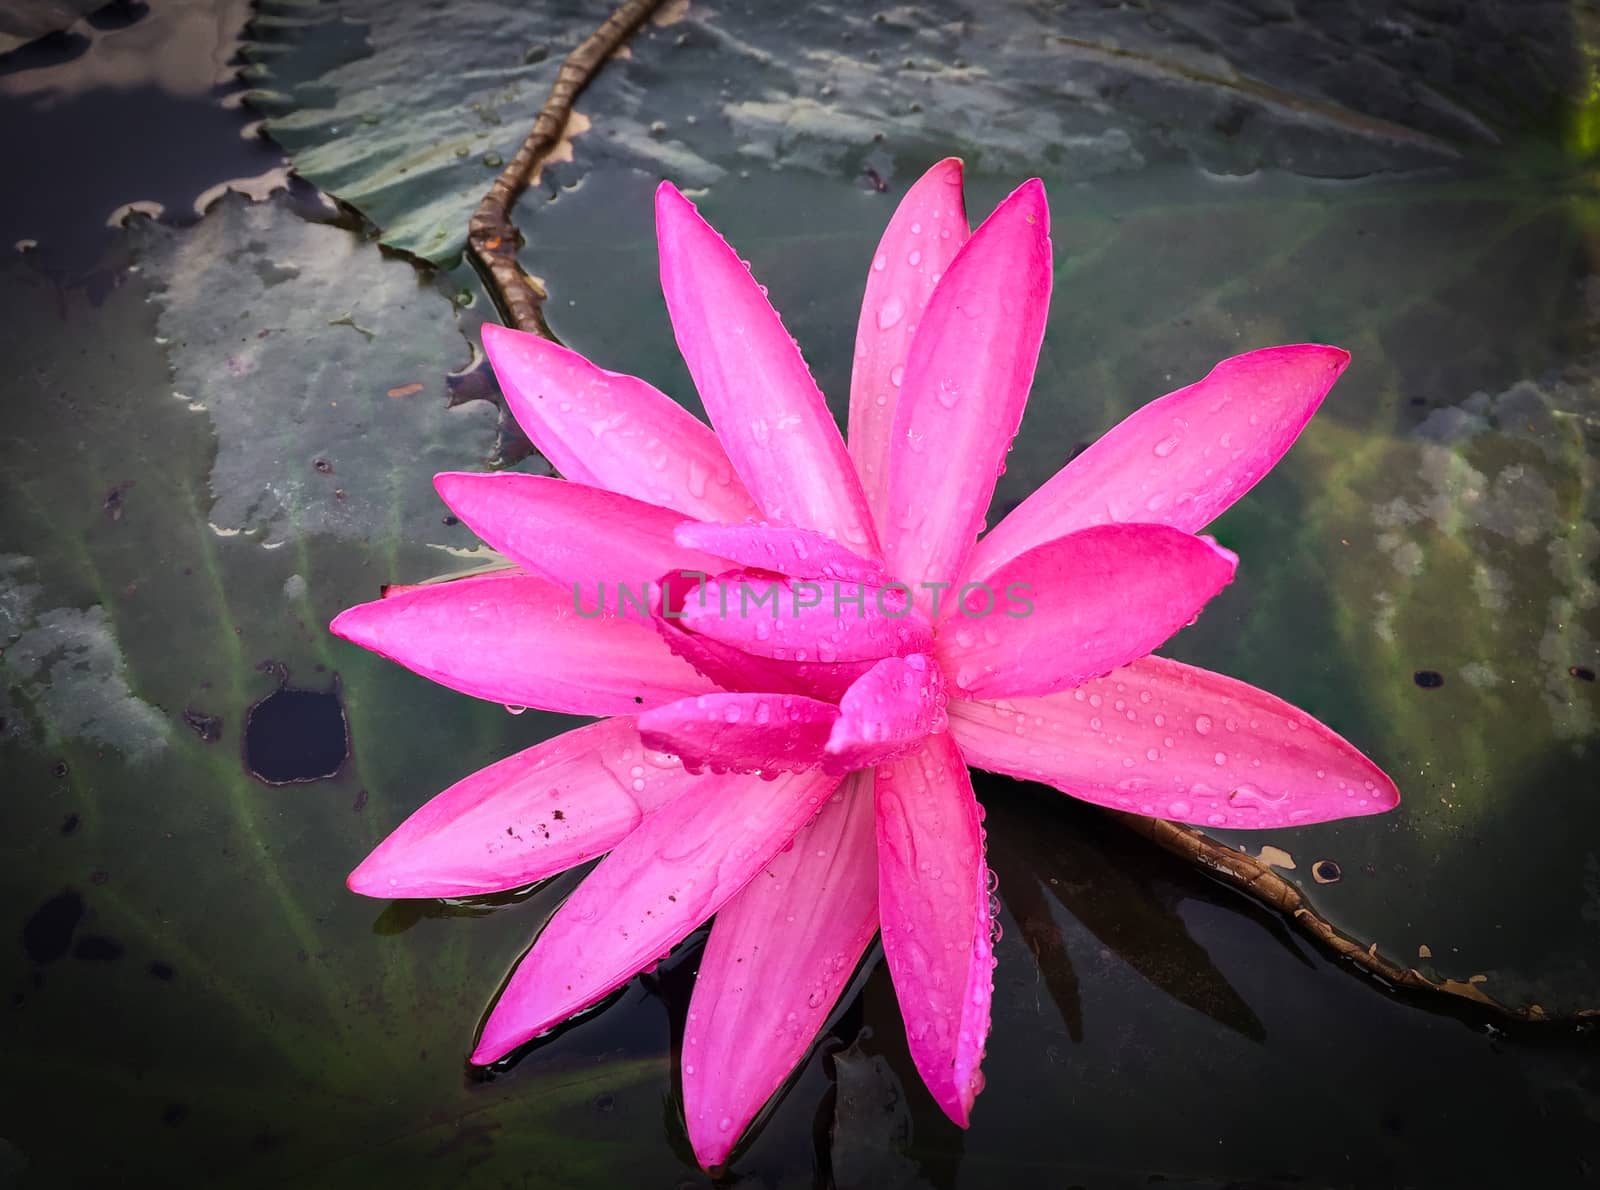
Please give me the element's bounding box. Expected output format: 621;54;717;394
331;159;1398;1168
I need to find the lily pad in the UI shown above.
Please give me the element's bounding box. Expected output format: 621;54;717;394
0;208;659;1184
131;192;500;544
243;0;1593;264
0;0;101;55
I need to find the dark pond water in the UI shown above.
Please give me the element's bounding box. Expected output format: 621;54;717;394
2;1;1598;1187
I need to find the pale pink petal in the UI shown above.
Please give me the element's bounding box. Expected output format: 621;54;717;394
471;766;841;1062
656;183;879;554
825;654;948;770
934;524;1237;699
968;345;1350;580
435;473;726;611
480;322;759;523
947;654;1400;828
874;733;992;1127
882;179;1052;604
674;520;884;584
330;574;716;715
678;573;934;665
649;571;876;702
684;770;878;1168
348;718;719;898
637;691;838;774
848;158;969;525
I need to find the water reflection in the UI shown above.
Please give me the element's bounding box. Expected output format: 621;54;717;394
984;773;1269;1043
0;0;284;278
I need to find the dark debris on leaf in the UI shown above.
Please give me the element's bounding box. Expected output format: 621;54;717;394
102;481;134;520
1413;670;1444;689
182;708;223;742
23;891;84;963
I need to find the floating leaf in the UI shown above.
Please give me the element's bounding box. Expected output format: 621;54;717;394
0;0;101;55
244;0;1593;263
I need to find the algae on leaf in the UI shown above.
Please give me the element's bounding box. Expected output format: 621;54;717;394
132;193;500;545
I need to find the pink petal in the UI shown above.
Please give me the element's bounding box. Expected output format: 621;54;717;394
678;573;934;665
968;345;1350;579
947;654;1400;828
825;654;948;770
649;570;876;701
673;520;884;584
480;322;759;523
435;473;726;611
882;179;1052;604
330;574;716;715
347;718;717;898
874;733;992;1127
683;770;878;1168
655;182;879;555
637;691;839;774
934;524;1238;699
471;766;841;1062
848;157;969;526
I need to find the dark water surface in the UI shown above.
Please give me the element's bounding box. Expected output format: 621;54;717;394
2;2;1598;1187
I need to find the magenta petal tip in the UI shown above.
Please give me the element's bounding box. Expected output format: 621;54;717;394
655;178;692;217
1010;176;1050;231
345;858;383;898
468;1032;508;1067
1197;535;1240;571
328;604;369;646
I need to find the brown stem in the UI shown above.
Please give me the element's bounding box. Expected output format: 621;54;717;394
1108;810;1596;1022
467;0;670;334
